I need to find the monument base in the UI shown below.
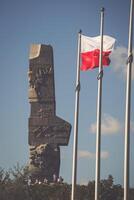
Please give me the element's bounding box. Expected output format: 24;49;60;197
28;144;60;182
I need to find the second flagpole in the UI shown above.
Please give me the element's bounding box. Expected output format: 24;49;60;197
71;30;82;200
124;0;134;199
95;8;104;200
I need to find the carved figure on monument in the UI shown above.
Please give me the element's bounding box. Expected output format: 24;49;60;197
28;44;71;182
29;144;60;182
34;68;45;98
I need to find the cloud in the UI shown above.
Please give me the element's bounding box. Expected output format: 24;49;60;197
101;151;109;159
79;180;88;185
110;46;134;80
78;150;95;159
78;150;109;159
89;114;121;135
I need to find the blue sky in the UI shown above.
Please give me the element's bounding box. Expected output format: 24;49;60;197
0;0;134;186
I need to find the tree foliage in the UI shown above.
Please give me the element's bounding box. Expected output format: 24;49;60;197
0;165;134;200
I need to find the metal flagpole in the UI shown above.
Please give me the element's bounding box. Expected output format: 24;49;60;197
124;0;134;200
71;30;82;200
95;8;105;200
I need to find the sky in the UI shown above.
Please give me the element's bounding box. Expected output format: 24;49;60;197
0;0;134;187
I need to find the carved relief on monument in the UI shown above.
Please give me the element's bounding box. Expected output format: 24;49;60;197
28;65;54;102
30;102;55;117
28;67;45;100
29;116;71;146
29;125;70;146
29;144;60;182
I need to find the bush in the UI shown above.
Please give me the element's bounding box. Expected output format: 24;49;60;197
0;166;133;200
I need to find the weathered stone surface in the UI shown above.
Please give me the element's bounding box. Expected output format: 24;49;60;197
28;44;71;182
29;116;71;146
29;144;60;182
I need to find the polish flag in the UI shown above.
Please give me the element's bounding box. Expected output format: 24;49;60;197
80;35;116;71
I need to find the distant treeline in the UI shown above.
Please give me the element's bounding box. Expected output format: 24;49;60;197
0;164;134;200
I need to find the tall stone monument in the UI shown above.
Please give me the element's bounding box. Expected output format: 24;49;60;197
28;44;71;182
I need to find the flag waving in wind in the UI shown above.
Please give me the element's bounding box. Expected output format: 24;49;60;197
80;35;116;71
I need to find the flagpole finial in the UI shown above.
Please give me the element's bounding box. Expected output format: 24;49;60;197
79;29;82;34
101;7;105;12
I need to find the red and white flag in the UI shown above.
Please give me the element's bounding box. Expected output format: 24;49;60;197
80;35;116;71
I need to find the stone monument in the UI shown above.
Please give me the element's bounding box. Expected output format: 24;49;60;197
28;44;71;182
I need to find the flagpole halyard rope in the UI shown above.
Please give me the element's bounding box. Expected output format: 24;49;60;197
75;81;81;92
126;53;133;64
97;69;103;80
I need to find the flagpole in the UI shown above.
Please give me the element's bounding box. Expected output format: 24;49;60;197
95;7;104;200
71;30;82;200
124;0;134;200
